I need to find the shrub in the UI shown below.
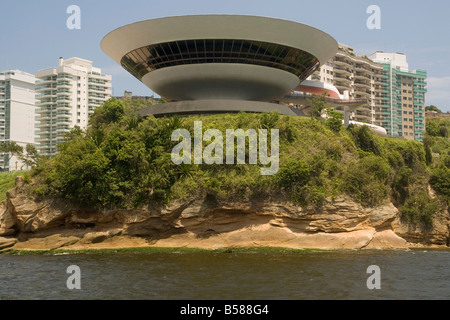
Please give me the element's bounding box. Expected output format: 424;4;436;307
277;160;311;190
325;108;343;133
400;192;438;229
349;125;382;156
343;155;391;207
430;166;450;202
391;166;413;204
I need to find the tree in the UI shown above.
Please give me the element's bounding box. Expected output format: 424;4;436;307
19;144;40;169
426;120;440;137
425;105;442;113
89;98;125;129
0;141;23;171
325;108;344;133
309;92;328;118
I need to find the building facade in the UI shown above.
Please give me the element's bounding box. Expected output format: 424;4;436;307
0;70;36;171
307;45;427;141
370;52;427;141
307;43;385;127
35;57;112;156
101;15;338;117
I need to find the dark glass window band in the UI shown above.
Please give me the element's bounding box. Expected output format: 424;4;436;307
121;39;319;80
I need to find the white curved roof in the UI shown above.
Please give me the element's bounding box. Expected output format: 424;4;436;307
101;15;338;66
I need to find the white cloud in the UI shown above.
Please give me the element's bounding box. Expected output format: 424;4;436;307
101;64;128;76
426;77;450;112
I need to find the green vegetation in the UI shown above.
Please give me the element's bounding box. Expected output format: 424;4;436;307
11;98;446;231
0;246;330;256
0;142;40;172
425;117;450;205
0;171;25;202
425;105;442;113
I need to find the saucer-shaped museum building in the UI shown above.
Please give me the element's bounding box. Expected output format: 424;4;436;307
101;15;339;116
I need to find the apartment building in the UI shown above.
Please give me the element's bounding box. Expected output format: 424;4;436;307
35;57;112;156
370;52;427;141
0;70;36;171
307;45;426;141
308;43;384;126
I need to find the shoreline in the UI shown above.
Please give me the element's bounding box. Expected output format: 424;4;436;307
2;243;449;256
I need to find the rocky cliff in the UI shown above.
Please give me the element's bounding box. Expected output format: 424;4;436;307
0;177;449;251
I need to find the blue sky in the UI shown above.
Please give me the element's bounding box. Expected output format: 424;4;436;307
1;0;450;111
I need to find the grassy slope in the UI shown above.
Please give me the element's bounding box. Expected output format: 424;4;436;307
0;171;23;202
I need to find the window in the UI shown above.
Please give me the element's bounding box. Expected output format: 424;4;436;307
120;39;320;79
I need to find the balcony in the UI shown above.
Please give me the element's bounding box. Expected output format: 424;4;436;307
56;126;71;133
354;81;371;90
56;105;71;113
36;114;53;121
36;85;57;92
36;122;53;128
57;81;72;88
36;92;57;99
56;119;72;124
37;107;55;114
56;112;72;118
413;80;427;86
333;58;351;67
36;78;56;85
36;100;57;106
57;96;72;102
57;74;73;80
57;89;72;96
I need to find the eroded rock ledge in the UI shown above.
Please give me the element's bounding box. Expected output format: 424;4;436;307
1;178;449;251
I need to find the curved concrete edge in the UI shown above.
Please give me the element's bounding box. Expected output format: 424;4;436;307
137;100;303;117
101;15;338;66
141;63;301;101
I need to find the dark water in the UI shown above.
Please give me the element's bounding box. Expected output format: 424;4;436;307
1;249;450;300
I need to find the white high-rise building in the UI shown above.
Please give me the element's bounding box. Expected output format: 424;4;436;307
0;70;36;171
35;57;112;157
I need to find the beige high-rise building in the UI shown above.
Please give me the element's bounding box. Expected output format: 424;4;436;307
308;43;384;126
307;44;426;141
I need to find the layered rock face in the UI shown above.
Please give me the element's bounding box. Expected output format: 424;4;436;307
1;178;449;251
